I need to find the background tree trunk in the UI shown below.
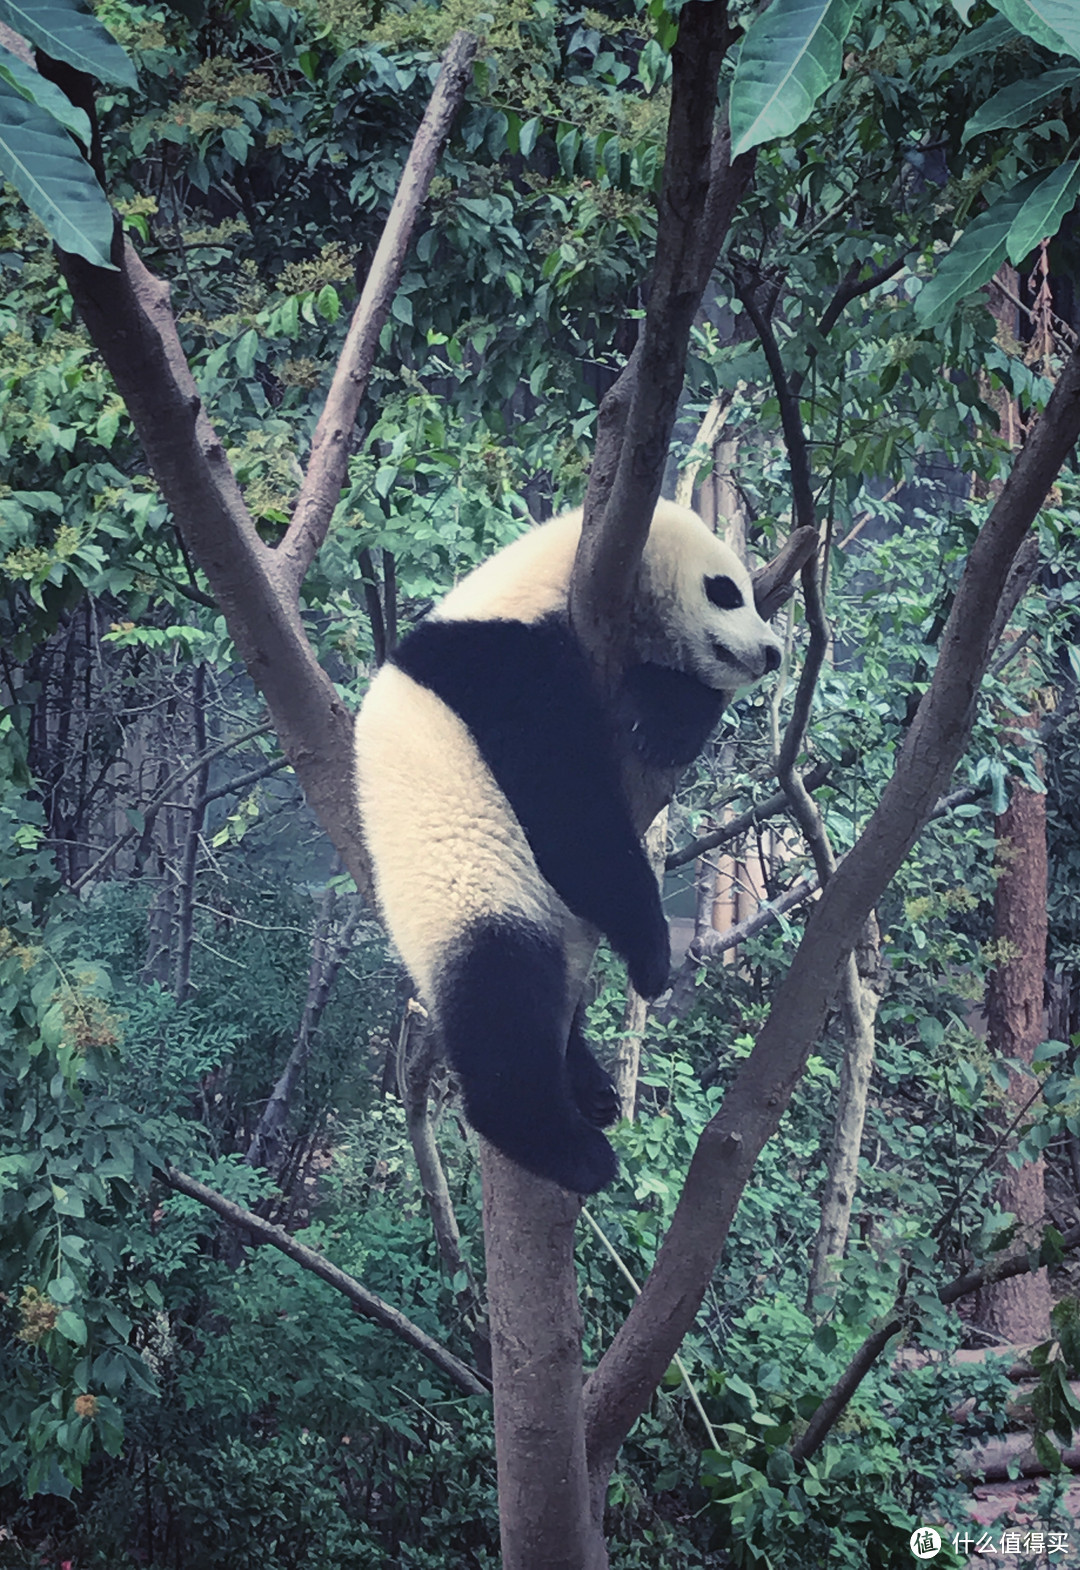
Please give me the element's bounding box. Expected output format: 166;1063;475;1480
807;916;883;1307
977;709;1051;1343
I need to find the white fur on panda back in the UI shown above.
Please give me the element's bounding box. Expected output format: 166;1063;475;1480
436;514;580;624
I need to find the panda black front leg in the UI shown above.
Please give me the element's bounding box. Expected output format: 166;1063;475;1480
437;918;618;1195
603;857;671;1001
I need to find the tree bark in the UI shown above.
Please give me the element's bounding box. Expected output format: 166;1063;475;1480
807;916;883;1307
480;1145;606;1570
977;718;1051;1341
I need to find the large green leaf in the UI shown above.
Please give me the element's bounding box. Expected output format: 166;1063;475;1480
0;0;137;89
915;177;1040;328
961;66;1080;144
729;0;860;158
931;15;1018;77
0;43;91;143
0;75;116;267
1006;158;1080;261
990;0;1080;61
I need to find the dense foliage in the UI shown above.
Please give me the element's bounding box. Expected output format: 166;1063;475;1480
3;0;1080;1564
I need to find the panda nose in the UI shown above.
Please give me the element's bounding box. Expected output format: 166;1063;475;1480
763;643;782;673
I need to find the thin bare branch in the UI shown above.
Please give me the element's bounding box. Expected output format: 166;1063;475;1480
246;893;365;1168
162;1164;489;1397
688;874;819;961
735;273;834;883
70;721;271;893
358;546;388;668
735;273;815;536
666;758;838;871
789;253;910;399
280;31;478;589
197;754;290;809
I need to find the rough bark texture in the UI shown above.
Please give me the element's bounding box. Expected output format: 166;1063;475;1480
807;916;883;1306
978;760;1051;1342
480;1145;606;1570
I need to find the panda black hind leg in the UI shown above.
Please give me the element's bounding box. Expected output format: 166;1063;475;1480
566;1005;620;1128
437;920;618;1194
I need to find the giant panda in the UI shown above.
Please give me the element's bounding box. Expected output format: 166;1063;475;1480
354;500;783;1194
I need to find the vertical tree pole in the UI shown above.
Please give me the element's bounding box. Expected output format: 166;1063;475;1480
482;1148;603;1570
978;690;1051;1341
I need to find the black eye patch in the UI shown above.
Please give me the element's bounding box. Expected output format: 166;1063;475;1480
704;574;744;611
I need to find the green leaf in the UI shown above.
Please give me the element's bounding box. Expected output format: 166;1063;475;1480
55;1309;87;1346
316;283;340;322
0;75;116;267
729;0;860;157
0;45;91;143
556;124;579;179
1006;159;1080;261
0;0;137;89
990;0;1079;60
234;327;258;378
915;177;1041;327
519;116;540;158
962;67;1080;143
934;15;1018;74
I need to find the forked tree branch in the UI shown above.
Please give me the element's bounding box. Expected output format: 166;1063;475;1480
789;253;910;399
570;0;754;684
582;339;1080;1492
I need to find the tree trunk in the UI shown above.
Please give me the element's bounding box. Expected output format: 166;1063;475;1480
807;915;883;1307
481;1145;606;1570
977;737;1051;1342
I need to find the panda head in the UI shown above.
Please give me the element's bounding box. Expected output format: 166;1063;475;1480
634;502;784;691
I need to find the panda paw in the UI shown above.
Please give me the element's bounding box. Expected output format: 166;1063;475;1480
567;1049;620;1129
626;919;670;1000
547;1125;619;1195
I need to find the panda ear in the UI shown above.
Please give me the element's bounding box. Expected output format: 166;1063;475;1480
704;574;744;611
